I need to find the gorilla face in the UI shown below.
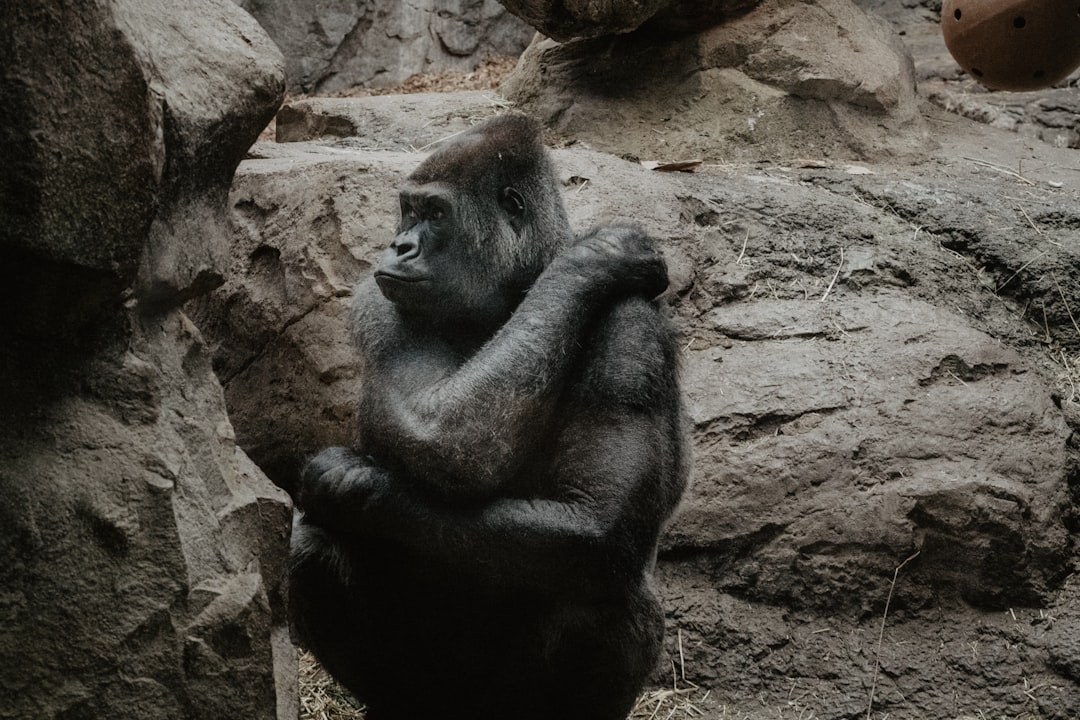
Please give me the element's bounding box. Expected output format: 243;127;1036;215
375;179;529;332
374;182;454;308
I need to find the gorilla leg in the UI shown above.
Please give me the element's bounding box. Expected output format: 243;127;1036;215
543;587;666;720
287;517;381;700
290;515;511;719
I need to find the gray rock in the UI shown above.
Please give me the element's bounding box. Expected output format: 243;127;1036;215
502;0;928;162
498;0;669;40
235;0;534;94
274;91;506;148
677;294;1070;610
500;0;762;39
0;2;294;719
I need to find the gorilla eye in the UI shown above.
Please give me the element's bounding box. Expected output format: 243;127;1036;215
431;208;445;221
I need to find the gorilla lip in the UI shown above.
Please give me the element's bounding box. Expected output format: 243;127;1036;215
374;270;429;285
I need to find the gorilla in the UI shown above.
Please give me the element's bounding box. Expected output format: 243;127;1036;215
288;114;688;720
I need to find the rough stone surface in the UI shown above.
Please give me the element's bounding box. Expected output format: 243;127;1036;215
498;0;760;40
203;81;1080;714
234;0;534;94
187;147;416;490
498;0;668;39
0;2;294;719
274;91;505;148
502;0;928;163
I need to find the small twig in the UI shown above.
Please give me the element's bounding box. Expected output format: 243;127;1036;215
736;228;750;265
414;127;468;152
820;247;845;302
866;551;921;720
1016;203;1044;235
962;156;1036;185
1061;350;1079;403
995;251;1047;294
678;628;686;683
1052;275;1080;338
946;370;969;386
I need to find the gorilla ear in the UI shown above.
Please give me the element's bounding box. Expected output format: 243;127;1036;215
499;187;526;217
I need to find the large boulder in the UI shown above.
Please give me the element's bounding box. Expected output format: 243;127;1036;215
0;2;294;719
499;0;759;39
498;0;669;39
234;0;534;94
200;93;1080;716
502;0;928;162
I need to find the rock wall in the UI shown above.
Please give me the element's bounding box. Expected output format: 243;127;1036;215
197;95;1080;717
0;2;294;719
502;0;928;163
498;0;760;39
233;0;534;94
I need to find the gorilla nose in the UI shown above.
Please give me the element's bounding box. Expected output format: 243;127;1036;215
391;230;421;259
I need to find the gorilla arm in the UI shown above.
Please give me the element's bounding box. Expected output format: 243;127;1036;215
357;225;668;501
300;409;669;598
300;296;686;594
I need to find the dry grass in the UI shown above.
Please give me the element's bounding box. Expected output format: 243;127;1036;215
299;651;366;720
630;683;714;719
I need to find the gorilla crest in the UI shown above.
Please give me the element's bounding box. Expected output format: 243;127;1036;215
289;114;689;720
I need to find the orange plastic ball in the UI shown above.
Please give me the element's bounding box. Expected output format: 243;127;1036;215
941;0;1080;91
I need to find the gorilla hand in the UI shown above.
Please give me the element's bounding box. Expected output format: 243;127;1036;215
297;447;390;533
566;222;668;300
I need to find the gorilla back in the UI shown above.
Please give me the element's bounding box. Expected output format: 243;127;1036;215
289;114;688;720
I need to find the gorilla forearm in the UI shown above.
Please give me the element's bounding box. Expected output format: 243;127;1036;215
303;411;670;597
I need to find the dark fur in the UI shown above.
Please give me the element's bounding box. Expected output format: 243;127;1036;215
288;115;689;720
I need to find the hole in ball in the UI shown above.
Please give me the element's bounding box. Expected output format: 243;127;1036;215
954;8;962;20
971;67;984;77
1014;16;1026;28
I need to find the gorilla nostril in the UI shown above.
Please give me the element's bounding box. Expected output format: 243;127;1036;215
954;8;961;20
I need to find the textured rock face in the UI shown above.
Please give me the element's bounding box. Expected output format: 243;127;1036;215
0;2;293;719
502;0;927;162
187;146;415;489
498;0;668;39
234;0;534;94
203;92;1080;716
499;0;759;39
676;295;1070;610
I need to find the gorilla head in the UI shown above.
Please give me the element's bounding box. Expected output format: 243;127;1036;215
375;115;571;333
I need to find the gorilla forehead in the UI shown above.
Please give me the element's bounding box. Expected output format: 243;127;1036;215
408;115;548;197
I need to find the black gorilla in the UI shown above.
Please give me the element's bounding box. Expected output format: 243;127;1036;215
289;114;688;720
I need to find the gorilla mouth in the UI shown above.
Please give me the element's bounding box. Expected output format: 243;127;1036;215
374;270;429;285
